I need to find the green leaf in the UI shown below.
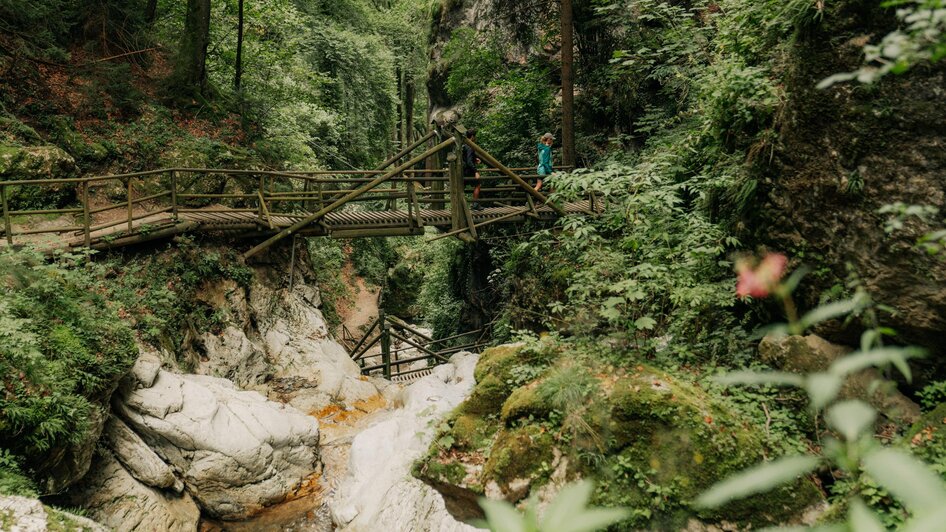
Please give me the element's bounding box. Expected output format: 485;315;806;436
797;297;863;331
902;507;946;532
829;347;924;382
848;498;884;532
695;455;819;509
862;448;946;514
479;498;527;532
715;371;805;388
540;481;630;532
634;316;657;330
825;401;876;442
805;373;843;411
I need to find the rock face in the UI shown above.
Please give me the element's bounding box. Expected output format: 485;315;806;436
0;495;107;532
329;352;481;532
62;450;200;532
112;358;322;519
190;263;386;413
759;334;920;425
761;1;946;354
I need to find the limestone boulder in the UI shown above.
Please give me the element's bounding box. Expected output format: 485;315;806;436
0;495;107;532
104;416;181;492
114;365;321;519
63;450;199;532
248;273;384;412
330;352;481;531
759;334;920;424
197;325;270;387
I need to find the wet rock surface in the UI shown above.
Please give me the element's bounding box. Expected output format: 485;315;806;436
113;362;321;519
329;352;482;532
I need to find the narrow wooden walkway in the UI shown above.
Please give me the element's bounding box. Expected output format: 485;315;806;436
0;125;598;254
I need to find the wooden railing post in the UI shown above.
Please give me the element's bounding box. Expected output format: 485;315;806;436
2;185;11;245
127;177;134;232
82;182;91;247
379;309;391;379
257;175;265;226
171;170;179;221
447;151;462;232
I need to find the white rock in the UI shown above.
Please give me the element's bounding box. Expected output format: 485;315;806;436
64;450;199;532
197;325;269;386
0;495;107;532
329;352;483;531
104;416;179;491
115;369;320;519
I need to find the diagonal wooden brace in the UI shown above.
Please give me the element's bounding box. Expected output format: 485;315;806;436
243;137;455;259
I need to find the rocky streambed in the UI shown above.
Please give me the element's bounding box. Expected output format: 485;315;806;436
10;254;484;532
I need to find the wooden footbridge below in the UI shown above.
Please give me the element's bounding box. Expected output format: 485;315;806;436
0;125;598;256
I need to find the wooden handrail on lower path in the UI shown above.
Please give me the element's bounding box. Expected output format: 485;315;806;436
346;311;489;381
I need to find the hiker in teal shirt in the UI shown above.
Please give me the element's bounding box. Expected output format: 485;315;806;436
536;132;554;192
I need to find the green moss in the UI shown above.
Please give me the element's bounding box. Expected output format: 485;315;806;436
483;425;554;489
422;458;468;486
473;344;523;384
451;413;497;450
501;384;550;424
595;365;822;528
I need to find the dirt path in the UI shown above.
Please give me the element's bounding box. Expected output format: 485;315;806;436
335;263;380;337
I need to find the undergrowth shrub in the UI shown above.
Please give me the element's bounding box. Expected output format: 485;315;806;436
0;248;136;489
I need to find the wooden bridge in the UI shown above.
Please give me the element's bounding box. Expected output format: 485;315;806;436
343;308;490;381
0;125;597;256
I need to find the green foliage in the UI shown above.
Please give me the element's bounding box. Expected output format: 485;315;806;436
101;236;252;348
0;450;37;497
0;248;137;487
478;480;629;532
307;239;348;327
700;281;942;530
443;28;503;101
820;0;946;87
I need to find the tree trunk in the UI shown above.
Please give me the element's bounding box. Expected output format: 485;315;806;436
234;0;244;91
404;77;415;147
395;65;403;149
175;0;212;95
146;0;158;24
560;0;576;168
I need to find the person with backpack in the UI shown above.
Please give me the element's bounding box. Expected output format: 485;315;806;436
536;132;554;192
462;129;483;209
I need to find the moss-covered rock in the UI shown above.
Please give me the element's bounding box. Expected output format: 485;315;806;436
451;413;496;450
482;425;554;499
597;366;823;528
417;343;824;529
0;145;79;210
500;382;550;424
46;116;109;164
461;344;524;416
0;145;77;179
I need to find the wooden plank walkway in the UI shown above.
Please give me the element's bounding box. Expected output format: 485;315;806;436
32;200;592;250
0;125;598;253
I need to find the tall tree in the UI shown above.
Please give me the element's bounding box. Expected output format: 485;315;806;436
146;0;158;24
561;0;576;167
234;0;245;91
175;0;212;94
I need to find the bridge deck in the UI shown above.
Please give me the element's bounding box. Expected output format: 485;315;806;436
36;200;593;250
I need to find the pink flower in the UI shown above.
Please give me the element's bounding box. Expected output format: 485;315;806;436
736;253;788;299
